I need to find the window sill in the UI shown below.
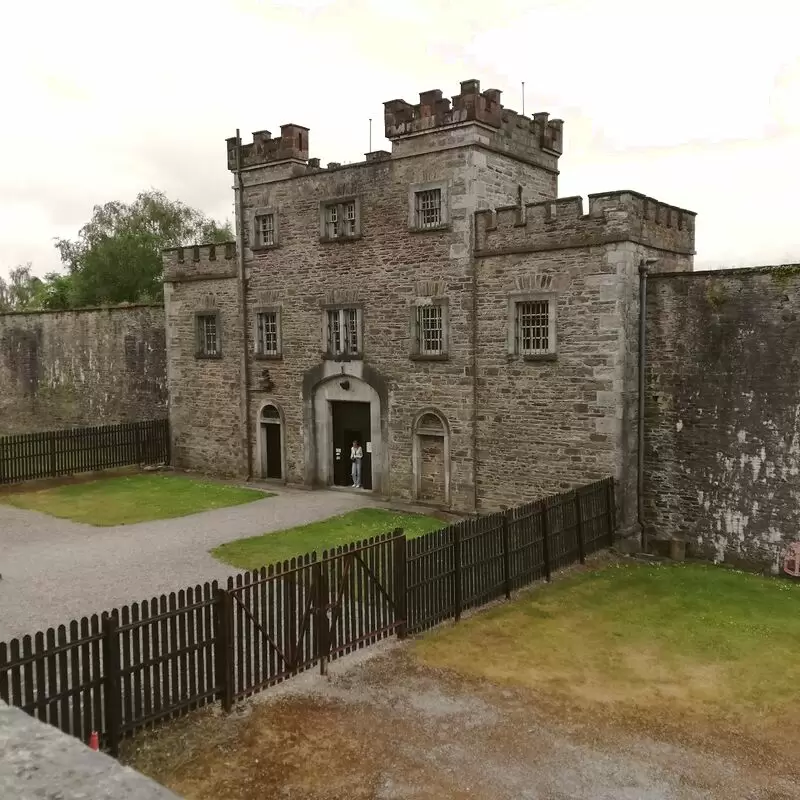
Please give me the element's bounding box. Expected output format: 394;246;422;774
519;352;558;362
195;353;223;360
321;352;363;362
410;353;449;362
319;234;363;244
254;353;283;361
251;244;280;253
408;223;450;234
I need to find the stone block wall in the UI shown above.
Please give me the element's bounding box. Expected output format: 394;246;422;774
474;246;624;511
644;266;800;571
0;306;167;435
164;244;245;477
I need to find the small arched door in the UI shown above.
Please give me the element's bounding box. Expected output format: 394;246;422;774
413;409;451;506
259;404;283;480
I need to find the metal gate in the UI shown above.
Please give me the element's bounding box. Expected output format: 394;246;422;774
222;531;405;706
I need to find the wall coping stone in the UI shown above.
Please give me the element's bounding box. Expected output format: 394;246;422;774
0;701;181;799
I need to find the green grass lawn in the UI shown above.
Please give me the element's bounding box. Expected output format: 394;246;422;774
0;474;269;526
414;562;800;729
212;507;444;570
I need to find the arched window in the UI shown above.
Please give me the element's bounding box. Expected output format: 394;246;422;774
261;404;280;422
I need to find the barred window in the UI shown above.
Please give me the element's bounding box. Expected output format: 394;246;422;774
516;300;551;355
322;199;359;239
196;313;220;357
326;308;361;356
255;213;275;247
415;189;442;229
325;204;339;238
344;202;357;236
418;305;443;355
256;311;279;356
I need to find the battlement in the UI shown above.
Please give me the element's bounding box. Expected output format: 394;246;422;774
384;79;563;157
226;124;309;170
162;242;238;283
475;191;696;256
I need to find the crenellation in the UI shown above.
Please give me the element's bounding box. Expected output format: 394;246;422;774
227;123;310;170
163;242;237;282
384;79;562;169
476;191;695;255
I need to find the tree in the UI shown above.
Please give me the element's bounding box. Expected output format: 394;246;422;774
0;263;47;311
55;190;233;307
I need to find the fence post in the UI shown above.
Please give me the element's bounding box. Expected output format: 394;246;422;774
502;511;511;599
214;589;234;712
313;559;329;675
574;490;586;565
165;420;172;466
453;525;462;623
48;431;57;478
541;501;552;583
134;424;142;465
101;615;122;757
606;479;616;547
393;533;408;639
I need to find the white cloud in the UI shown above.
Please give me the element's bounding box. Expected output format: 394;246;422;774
1;0;798;276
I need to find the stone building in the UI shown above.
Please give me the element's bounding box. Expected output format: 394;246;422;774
163;79;695;532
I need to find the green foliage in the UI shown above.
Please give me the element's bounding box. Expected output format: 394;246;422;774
1;190;232;312
1;474;267;526
54;190;233;307
212;507;444;569
0;263;48;311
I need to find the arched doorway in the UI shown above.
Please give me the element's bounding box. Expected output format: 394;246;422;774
258;403;284;480
310;375;383;493
413;409;451;506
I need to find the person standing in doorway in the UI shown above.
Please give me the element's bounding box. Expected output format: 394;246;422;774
350;439;363;489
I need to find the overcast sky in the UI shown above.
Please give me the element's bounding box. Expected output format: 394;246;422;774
1;0;798;278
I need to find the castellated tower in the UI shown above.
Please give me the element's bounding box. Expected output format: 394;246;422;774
163;78;695;544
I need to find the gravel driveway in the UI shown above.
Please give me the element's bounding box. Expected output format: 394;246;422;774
125;642;798;800
0;484;374;641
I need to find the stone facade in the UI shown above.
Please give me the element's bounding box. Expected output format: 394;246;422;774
473;194;694;527
163;78;695;521
644;266;800;572
0;305;167;435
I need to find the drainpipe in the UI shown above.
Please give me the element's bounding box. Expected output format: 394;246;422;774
638;258;658;551
470;214;480;515
235;129;253;480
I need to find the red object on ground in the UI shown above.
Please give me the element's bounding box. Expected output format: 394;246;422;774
783;542;800;577
89;731;99;751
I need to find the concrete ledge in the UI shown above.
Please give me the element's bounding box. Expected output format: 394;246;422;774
0;702;181;800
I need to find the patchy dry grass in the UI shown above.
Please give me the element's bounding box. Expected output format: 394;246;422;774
123;562;800;799
413;562;800;743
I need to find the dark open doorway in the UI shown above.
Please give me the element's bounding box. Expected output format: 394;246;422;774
331;401;371;490
259;405;282;480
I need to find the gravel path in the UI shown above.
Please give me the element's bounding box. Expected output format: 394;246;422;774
0;485;375;641
126;642;798;799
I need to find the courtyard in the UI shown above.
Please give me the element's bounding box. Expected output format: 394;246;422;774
0;473;393;640
122;561;800;800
